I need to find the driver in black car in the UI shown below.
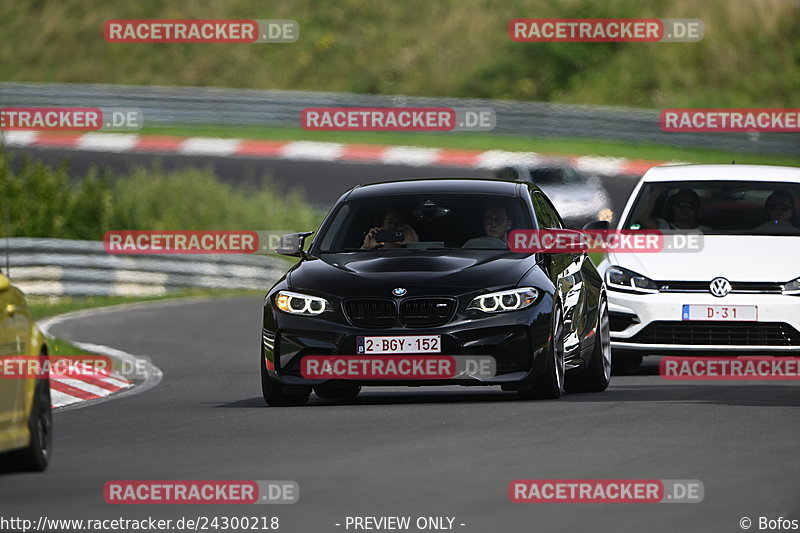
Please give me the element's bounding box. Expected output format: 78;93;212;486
462;205;512;248
361;210;420;249
483;205;513;241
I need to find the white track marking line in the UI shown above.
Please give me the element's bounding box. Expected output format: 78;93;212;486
1;131;39;146
280;141;344;161
77;133;139;152
179;137;242;156
381;146;440;166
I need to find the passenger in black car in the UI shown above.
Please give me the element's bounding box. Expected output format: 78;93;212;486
361;210;420;249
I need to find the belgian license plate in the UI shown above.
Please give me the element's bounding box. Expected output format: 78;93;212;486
357;335;441;354
682;304;758;321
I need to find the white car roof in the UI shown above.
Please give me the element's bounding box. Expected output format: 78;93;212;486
641;164;800;183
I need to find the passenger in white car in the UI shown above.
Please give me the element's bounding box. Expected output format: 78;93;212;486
751;189;798;234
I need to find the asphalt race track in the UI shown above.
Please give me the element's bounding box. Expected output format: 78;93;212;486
3;146;639;218
2;147;797;531
1;297;798;532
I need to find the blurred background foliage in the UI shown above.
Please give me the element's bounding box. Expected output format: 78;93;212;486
0;150;323;239
1;0;797;108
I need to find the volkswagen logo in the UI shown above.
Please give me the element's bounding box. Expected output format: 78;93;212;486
392;288;407;297
709;277;732;297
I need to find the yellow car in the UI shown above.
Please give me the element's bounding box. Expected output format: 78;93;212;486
0;272;51;471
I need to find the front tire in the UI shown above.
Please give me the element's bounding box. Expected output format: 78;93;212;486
520;305;565;400
566;295;611;392
261;355;311;407
15;377;52;471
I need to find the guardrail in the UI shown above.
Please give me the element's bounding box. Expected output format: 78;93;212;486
3;238;287;296
1;82;797;155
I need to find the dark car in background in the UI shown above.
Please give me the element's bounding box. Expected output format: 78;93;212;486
495;161;612;228
260;179;610;406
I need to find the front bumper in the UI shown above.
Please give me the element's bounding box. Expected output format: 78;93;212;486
262;305;553;387
607;289;800;354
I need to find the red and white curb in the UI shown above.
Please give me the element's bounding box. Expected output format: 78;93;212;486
48;361;132;409
1;131;667;176
37;305;164;411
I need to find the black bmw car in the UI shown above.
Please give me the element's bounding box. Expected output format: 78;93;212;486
261;178;610;406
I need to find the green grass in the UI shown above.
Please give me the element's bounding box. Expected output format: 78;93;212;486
140;124;800;167
1;0;797;109
44;337;91;358
27;288;263;322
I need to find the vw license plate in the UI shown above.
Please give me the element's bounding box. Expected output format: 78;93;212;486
357;335;441;354
682;304;758;321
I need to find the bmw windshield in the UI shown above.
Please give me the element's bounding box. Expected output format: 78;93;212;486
316;193;535;252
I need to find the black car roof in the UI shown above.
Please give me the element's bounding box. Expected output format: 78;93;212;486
345;178;525;200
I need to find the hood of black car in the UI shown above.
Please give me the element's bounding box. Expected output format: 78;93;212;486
287;251;538;295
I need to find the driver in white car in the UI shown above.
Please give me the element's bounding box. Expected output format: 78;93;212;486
640;187;711;231
751;189;798;234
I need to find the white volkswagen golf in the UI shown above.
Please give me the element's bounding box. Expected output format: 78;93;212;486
597;164;800;371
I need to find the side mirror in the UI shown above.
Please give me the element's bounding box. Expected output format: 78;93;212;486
583;220;610;231
275;232;314;257
0;274;10;292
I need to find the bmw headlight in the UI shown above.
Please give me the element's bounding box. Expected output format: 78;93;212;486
606;266;659;294
274;290;331;315
467;287;539;313
782;277;800;295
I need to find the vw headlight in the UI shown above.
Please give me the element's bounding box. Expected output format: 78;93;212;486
467;287;539;313
606;266;659;294
274;290;330;315
782;277;800;295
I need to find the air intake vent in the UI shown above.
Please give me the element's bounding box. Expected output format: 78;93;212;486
400;298;456;327
344;299;397;327
630;321;800;346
